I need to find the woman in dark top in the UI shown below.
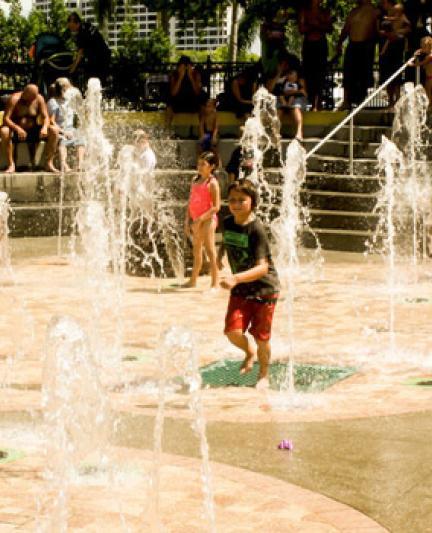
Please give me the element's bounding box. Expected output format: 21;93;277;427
67;12;111;86
227;67;258;118
298;0;332;111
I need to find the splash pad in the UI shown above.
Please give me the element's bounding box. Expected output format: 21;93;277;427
1;81;432;532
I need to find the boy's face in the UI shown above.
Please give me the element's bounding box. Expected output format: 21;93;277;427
228;190;253;221
287;71;297;83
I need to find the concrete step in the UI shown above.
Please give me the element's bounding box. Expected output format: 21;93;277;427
302;138;380;159
302;227;377;253
306;154;377;176
308;209;380;231
305;172;382;194
333;125;392;143
352;110;394;126
300;189;378;212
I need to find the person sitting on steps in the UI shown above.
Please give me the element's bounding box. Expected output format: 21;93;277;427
1;84;59;173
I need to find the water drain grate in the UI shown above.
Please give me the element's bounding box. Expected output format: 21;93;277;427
199;360;356;391
0;448;25;464
404;377;432;388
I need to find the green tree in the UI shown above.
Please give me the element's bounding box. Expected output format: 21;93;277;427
46;0;69;34
92;0;117;36
116;16;172;65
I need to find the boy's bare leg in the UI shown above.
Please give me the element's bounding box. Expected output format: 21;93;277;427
226;330;256;373
255;339;271;389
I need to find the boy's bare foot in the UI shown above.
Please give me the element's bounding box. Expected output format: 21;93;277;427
61;164;72;173
240;352;255;374
4;164;15;173
256;377;270;390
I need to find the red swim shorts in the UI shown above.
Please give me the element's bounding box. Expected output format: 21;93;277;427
224;294;278;341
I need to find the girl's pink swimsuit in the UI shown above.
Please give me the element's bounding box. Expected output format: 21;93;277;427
188;176;218;222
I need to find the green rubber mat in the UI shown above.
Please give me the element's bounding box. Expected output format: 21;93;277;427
199;360;356;391
0;448;25;464
403;376;432;388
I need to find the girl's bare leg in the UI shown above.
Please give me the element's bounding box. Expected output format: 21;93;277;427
292;108;303;140
203;218;219;288
255;339;271;389
59;145;70;172
77;145;85;171
183;224;203;287
226;330;256;374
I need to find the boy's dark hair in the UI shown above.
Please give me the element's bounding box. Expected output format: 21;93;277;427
199;150;219;168
67;12;81;24
227;179;258;209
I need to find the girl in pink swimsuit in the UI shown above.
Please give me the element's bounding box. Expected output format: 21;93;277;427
183;151;221;288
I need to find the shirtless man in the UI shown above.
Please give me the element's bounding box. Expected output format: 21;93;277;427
0;84;59;173
336;0;380;108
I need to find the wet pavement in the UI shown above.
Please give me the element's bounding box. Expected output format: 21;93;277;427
1;238;432;531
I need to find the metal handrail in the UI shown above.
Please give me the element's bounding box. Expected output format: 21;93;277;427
305;56;417;174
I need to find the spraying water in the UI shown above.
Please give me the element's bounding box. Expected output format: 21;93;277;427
271;140;307;393
116;144;184;279
391;82;432;270
374;136;404;356
39;315;110;532
149;326;216;532
240;87;280;225
0;192;10;275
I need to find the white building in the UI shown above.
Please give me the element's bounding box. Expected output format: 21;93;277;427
32;0;231;51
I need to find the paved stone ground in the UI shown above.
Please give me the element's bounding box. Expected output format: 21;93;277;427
1;239;432;531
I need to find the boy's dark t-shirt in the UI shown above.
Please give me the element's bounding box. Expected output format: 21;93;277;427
222;214;280;298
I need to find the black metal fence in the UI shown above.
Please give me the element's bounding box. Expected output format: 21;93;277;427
0;58;397;111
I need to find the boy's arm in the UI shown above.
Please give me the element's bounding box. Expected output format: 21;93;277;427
220;258;268;289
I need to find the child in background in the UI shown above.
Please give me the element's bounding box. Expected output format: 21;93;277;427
198;99;219;157
414;36;432;109
277;69;308;140
183;151;220;288
133;129;157;173
47;77;84;172
217;179;280;389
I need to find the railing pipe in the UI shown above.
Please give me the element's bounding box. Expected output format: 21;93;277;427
349;116;354;176
306;56;415;161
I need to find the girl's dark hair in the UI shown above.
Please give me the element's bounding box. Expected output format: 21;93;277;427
227;179;258;209
198;151;218;168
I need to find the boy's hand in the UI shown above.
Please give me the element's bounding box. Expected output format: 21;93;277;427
220;274;237;290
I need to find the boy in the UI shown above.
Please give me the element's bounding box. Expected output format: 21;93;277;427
198;98;218;156
217;179;280;389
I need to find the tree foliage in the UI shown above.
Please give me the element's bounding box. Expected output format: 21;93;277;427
115;17;172;65
0;0;70;62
